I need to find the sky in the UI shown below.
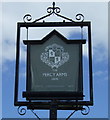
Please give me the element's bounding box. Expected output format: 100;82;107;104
1;1;108;119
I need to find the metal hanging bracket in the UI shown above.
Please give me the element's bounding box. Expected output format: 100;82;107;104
23;2;84;23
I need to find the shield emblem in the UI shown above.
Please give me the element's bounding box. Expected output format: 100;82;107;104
41;44;69;70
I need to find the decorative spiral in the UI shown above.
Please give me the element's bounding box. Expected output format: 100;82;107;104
81;106;90;115
55;7;60;13
75;13;84;22
23;14;32;23
47;2;60;14
18;106;27;115
47;7;53;13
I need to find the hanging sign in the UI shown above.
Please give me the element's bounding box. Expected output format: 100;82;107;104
23;29;86;99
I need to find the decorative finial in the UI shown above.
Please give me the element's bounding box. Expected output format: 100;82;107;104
53;2;55;7
47;2;60;14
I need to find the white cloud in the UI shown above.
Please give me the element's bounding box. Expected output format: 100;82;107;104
2;41;16;62
2;40;26;63
94;70;105;76
93;70;108;82
93;42;108;62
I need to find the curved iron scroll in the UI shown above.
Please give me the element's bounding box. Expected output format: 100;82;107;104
23;14;32;23
76;13;84;22
81;106;90;115
18;106;27;115
23;2;84;23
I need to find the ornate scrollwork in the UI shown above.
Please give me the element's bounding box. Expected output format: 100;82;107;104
47;2;60;14
81;106;90;115
23;3;85;23
75;13;84;22
18;106;27;115
23;14;32;23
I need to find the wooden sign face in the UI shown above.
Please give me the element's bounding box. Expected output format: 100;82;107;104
28;32;83;93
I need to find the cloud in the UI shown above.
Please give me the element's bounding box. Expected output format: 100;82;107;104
93;42;108;62
94;70;107;77
2;40;16;62
2;39;27;64
93;70;108;82
68;28;89;57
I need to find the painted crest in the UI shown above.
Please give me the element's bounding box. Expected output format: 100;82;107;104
40;43;69;70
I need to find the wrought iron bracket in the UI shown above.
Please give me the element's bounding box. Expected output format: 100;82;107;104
17;105;90;119
17;106;41;120
23;2;84;23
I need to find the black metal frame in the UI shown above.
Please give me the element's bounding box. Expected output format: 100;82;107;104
14;2;93;118
14;22;93;108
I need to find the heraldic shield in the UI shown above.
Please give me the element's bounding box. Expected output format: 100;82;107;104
40;43;69;70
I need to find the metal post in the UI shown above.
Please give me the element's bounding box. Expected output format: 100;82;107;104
50;100;57;120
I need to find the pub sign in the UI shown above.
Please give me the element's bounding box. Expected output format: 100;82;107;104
23;29;86;100
14;2;93;117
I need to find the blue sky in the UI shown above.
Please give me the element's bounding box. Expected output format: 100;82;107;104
2;2;108;118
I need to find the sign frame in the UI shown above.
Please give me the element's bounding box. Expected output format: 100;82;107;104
14;3;93;116
22;29;86;100
14;21;93;110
